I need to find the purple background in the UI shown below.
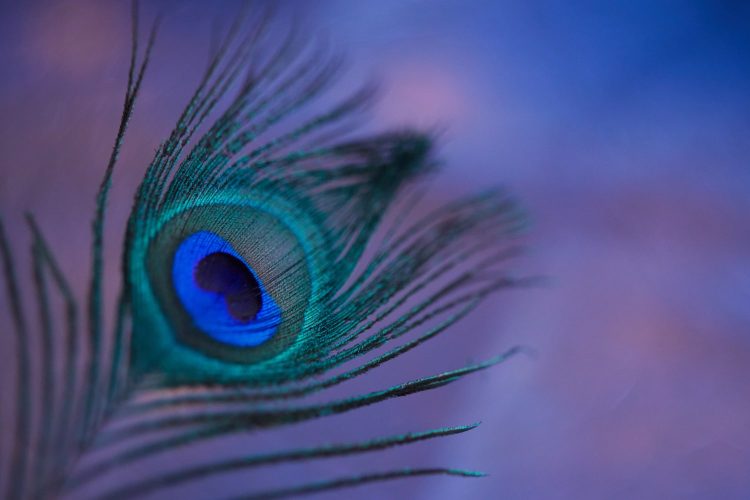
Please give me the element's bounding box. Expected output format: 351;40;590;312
1;1;749;499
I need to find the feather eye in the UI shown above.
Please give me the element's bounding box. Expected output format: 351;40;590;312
0;3;528;499
140;206;312;368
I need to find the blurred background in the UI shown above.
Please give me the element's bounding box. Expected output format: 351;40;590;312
0;0;749;498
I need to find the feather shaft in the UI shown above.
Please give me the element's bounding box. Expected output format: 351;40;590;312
28;220;56;497
0;216;31;500
83;3;159;442
232;468;485;500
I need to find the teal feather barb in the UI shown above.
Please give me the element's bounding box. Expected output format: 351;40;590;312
0;3;528;499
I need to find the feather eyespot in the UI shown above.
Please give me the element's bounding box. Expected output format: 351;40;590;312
138;203;316;371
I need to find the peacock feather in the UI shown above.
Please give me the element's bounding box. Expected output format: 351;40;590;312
0;3;527;499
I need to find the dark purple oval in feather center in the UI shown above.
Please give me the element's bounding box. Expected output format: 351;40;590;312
193;252;262;323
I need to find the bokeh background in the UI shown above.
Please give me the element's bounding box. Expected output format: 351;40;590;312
1;1;749;499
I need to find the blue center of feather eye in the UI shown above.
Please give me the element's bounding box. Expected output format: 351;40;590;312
172;231;282;347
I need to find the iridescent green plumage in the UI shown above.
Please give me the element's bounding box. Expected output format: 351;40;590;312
0;4;526;499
